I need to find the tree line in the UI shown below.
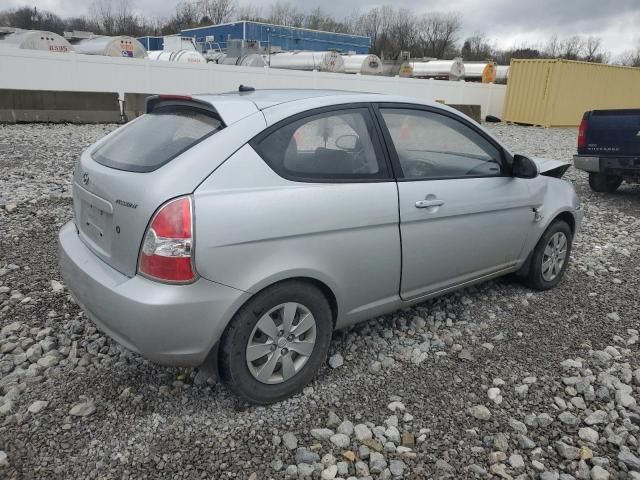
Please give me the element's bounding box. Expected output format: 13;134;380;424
2;0;639;66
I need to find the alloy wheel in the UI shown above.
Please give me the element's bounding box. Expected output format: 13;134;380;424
246;302;317;384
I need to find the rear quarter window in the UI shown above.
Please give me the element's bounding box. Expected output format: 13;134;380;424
91;106;223;172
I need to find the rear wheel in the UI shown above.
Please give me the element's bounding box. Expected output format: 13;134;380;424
523;220;573;291
588;172;622;193
219;281;333;404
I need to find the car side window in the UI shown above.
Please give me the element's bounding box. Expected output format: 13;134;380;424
380;108;503;180
253;108;386;181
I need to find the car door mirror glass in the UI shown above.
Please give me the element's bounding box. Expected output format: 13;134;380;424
512;154;538;179
335;134;358;151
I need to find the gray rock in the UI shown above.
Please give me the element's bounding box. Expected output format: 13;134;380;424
328;353;344;369
555;441;580;460
615;390;637;409
297;463;314;477
508;418;527;434
337;420;354;436
385;426;401;444
355;461;369;476
36;354;58;369
27;400;48;414
468;405;491;420
590;466;609;480
311;428;334;441
330;433;350;449
321;465;338;479
537;413;554;427
369;452;387;474
519;435;536;449
388;401;405;412
389;459;405;476
327;411;341;428
50;280;65;293
493;433;509;452
558;411;579;427
354;424;373;441
584;410;608;426
0;450;7;467
296;448;320;465
69;400;95;417
578;427;599;443
282;432;298;450
285;464;297;478
540;472;559;480
509;454;525;469
618;447;640;471
435;459;455;474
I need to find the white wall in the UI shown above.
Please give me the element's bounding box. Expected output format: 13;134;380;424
0;49;506;118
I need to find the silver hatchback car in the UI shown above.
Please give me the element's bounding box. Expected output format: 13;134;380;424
59;88;582;403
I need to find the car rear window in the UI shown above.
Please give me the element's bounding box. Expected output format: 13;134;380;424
91;106;223;172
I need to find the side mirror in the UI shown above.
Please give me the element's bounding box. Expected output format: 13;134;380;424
512;154;538;179
335;134;358;151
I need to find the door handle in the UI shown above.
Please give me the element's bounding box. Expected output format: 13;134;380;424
415;199;444;208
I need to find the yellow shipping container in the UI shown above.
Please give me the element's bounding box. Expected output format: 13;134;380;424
503;59;640;127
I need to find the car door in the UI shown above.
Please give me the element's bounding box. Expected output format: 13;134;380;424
375;104;537;300
195;104;402;327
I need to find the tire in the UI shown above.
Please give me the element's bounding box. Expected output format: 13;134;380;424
523;220;573;291
588;172;622;193
219;280;333;404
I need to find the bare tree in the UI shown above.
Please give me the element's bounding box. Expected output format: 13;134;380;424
618;45;640;67
544;33;560;58
460;33;494;61
559;35;583;60
267;2;304;27
582;35;608;63
353;7;382;52
417;12;462;59
199;0;235;25
162;1;200;34
234;4;263;22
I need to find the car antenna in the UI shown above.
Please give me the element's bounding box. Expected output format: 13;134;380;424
239;85;255;93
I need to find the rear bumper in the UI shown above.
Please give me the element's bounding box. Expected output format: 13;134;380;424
574;155;640;176
58;221;250;367
573;155;600;173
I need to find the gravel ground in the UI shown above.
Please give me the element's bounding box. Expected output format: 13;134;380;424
0;122;639;480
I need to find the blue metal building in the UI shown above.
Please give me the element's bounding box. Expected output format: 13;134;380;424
137;36;163;51
180;21;370;54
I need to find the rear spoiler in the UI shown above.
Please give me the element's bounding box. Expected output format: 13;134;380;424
145;95;222;118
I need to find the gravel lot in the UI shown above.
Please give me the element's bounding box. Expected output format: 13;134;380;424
0;122;639;480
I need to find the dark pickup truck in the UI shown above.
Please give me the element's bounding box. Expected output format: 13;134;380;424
574;109;640;192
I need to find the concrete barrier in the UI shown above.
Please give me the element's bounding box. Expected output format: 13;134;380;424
0;49;506;119
123;93;150;121
0;89;120;123
448;104;482;123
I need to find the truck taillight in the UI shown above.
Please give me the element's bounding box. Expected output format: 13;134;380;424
578;118;588;150
138;196;196;283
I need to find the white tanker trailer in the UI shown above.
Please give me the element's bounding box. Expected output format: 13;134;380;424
65;32;146;58
400;58;466;81
147;50;206;64
0;27;73;53
341;54;383;75
267;51;345;73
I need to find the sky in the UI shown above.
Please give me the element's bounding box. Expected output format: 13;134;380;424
6;0;640;57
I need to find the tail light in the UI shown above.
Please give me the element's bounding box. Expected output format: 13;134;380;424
138;196;196;283
578;118;588;150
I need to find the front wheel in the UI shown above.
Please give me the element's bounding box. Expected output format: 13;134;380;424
219;281;333;404
523;220;573;290
588;172;622;193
